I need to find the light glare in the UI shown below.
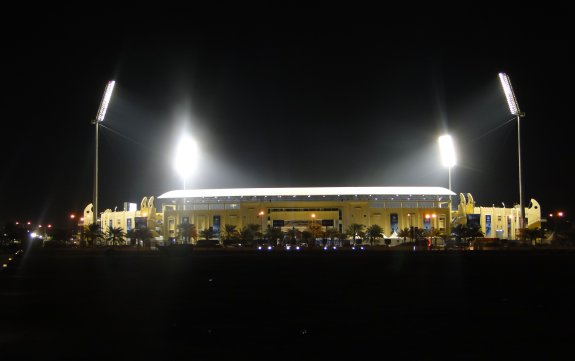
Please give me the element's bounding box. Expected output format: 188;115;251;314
96;80;116;122
498;73;520;116
438;135;456;167
174;135;198;180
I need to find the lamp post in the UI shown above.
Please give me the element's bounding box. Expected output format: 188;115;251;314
408;213;413;242
499;73;526;232
311;213;316;244
259;210;265;244
92;80;116;229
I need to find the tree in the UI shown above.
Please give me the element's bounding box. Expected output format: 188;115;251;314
423;227;443;245
307;222;323;246
465;224;484;240
223;224;238;241
325;227;339;246
398;227;410;243
452;224;483;241
524;228;545;245
240;224;260;246
1;222;27;246
84;223;102;247
301;230;313;245
286;228;301;244
451;224;466;241
346;223;365;244
199;227;218;241
131;227;154;247
177;223;197;244
106;226;126;246
266;227;284;245
366;224;383;246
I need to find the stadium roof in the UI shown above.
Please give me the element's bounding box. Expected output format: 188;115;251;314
158;187;455;199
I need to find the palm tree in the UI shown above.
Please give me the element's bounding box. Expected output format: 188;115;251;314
84;223;102;247
177;223;197;244
199;227;218;241
366;224;383;246
223;224;238;241
465;224;484;241
423;227;443;247
398;227;410;243
325;228;339;246
240;224;260;246
346;223;365;245
133;227;154;247
106;226;126;246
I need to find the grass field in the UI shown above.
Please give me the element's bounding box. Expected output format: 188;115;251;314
2;248;574;360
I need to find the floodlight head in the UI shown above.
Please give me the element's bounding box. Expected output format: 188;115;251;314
498;73;520;116
95;80;116;122
438;135;456;168
174;135;198;180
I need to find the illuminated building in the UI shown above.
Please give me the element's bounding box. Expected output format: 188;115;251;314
83;186;541;244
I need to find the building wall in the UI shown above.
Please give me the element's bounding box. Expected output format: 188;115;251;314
473;199;542;240
160;199;451;243
88;194;541;243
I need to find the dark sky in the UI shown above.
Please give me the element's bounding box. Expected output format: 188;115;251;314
1;9;573;228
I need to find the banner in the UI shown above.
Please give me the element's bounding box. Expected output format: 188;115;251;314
390;214;398;233
213;215;221;233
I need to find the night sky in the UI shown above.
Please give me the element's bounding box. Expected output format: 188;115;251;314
2;10;573;228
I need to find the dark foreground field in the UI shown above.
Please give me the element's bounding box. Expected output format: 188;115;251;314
2;248;575;360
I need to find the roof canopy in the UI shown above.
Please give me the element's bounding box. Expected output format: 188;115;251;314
158;187;455;200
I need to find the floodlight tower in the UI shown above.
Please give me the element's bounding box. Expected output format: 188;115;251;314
438;134;456;210
92;80;116;227
174;135;198;210
499;73;526;231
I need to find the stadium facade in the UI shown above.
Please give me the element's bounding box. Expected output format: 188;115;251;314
81;186;541;243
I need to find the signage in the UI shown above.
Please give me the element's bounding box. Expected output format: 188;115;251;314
390;213;398;233
213;215;221;233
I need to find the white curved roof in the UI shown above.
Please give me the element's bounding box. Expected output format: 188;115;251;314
158;186;455;199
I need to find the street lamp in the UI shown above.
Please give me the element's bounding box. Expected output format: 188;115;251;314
407;213;413;242
92;80;116;228
499;72;526;231
438;134;456;210
259;211;265;244
311;213;317;243
548;211;565;240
